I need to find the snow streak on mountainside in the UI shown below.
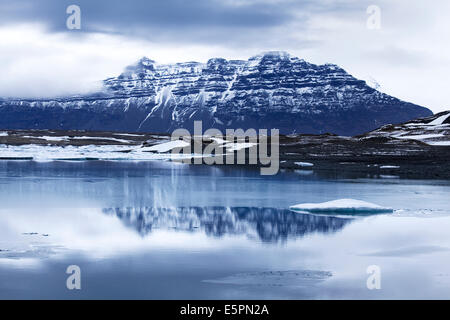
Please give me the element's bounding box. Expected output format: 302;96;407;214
0;52;432;135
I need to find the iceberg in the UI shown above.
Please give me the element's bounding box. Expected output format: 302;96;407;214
295;162;314;167
289;199;393;215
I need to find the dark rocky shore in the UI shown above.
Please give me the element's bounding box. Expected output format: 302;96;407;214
0;127;448;180
276;134;450;180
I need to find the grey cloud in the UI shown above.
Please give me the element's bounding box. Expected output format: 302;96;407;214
0;0;293;30
0;0;368;48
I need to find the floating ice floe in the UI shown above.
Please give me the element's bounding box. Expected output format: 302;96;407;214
140;140;190;153
289;199;393;215
0;144;196;161
295;161;314;167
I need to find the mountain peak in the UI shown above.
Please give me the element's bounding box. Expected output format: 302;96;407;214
138;57;155;66
206;57;228;67
260;51;291;59
248;51;291;63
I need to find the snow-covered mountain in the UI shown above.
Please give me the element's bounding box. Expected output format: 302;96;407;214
0;51;432;135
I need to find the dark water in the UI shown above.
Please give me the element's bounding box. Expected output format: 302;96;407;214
0;161;449;299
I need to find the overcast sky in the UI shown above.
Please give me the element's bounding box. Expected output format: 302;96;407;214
0;0;448;112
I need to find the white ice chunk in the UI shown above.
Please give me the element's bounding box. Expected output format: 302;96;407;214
290;199;393;214
295;162;314;167
396;133;444;140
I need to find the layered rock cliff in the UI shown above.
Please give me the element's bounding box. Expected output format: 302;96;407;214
0;51;432;135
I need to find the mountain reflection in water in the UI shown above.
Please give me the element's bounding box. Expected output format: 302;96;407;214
102;206;352;242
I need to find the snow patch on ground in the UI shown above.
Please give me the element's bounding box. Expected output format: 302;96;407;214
427;141;450;146
22;135;69;142
0;144;195;161
114;133;145;137
71;136;132;144
379;175;400;179
20;135;133;144
203;270;332;287
428;114;450;126
210;137;228;145
141;140;190;153
396;133;445;140
364;112;450;147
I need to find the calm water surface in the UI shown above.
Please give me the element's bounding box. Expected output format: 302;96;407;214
0;161;449;299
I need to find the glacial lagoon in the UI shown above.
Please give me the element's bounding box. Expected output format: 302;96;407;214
0;161;449;299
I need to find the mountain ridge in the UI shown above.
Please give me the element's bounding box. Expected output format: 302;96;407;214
0;51;432;135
